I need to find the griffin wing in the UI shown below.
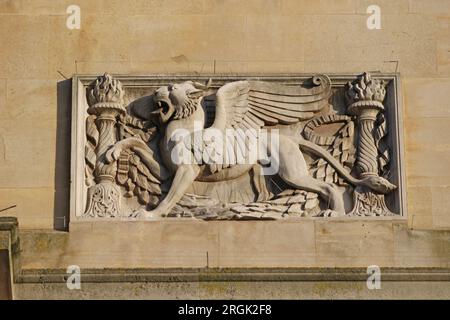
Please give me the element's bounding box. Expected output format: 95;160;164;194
117;149;162;206
202;75;332;173
114;114;168;207
213;75;332;131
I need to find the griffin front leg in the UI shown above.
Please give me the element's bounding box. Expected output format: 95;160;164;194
251;164;270;201
139;164;200;219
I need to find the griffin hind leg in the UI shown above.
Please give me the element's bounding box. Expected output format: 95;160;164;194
251;164;270;201
276;137;345;216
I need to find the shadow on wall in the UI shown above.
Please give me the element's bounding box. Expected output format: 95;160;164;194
54;80;72;231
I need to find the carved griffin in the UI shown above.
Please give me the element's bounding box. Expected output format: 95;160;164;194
103;75;396;219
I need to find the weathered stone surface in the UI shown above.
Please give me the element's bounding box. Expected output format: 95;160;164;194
406;186;434;229
0;2;449;231
13;280;450;299
404;78;450;118
245;15;305;61
404;119;450;187
129;60;214;75
216;221;316;267
409;0;450;16
206;0;284;16
437;17;450;75
3;80;56;121
437;42;450;75
356;0;409;14
0;0;59;14
0;15;49;78
302;14;438;76
405;119;450;154
0;79;5;114
1;0;450;300
315;220;395;267
0;119;55;189
9;218;450;298
403;80;450;216
282;0;355;15
0;189;53;229
431;187;450;228
17;220;449;270
393;222;450;267
21;221;219;268
406;158;450;188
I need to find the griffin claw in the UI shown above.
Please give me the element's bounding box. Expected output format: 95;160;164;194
321;209;345;217
105;146;122;164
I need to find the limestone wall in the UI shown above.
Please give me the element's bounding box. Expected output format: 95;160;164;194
0;1;449;229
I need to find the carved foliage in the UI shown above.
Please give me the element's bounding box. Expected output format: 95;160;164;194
117;150;161;206
84;182;121;218
115;114;162;207
304;114;356;185
350;186;394;216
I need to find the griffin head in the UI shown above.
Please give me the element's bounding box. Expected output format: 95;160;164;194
152;79;212;123
362;175;397;194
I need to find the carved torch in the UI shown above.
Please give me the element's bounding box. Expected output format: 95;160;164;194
84;73;126;217
345;72;395;216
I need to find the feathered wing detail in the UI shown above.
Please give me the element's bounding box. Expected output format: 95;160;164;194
111;114;169;207
117;149;162;206
203;75;332;173
213;75;332;131
303;114;356;185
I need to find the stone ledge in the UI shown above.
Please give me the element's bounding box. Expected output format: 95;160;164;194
17;267;450;283
5;217;450;299
18;220;450;269
0;217;21;281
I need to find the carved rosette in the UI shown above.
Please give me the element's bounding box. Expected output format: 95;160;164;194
345;72;395;216
84;73;126;218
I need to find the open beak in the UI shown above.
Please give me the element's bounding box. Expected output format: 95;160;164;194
151;98;175;123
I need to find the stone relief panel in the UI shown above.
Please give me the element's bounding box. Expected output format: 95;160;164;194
70;72;406;221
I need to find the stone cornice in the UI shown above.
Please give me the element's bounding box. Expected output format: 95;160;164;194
3;217;449;285
16;267;450;284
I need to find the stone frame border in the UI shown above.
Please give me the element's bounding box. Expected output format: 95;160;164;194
70;73;407;225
